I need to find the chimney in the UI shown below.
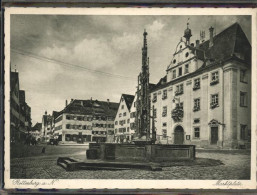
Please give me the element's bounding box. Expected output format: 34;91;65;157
209;26;214;47
107;99;110;108
196;40;200;48
71;98;73;103
65;100;68;107
45;111;47;115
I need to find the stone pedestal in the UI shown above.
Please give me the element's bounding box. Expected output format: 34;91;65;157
87;143;195;162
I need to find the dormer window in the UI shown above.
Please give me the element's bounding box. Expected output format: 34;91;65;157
210;71;219;86
178;67;182;77
172;70;176;79
185;64;189;74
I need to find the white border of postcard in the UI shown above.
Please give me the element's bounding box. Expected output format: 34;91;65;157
4;7;257;189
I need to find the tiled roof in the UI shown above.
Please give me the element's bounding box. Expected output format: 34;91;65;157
56;99;119;118
32;122;42;131
199;22;251;64
122;94;135;111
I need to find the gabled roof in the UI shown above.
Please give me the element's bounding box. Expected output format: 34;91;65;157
32;122;42;131
152;23;251;92
149;83;156;90
52;111;59;120
199;22;251;65
154;75;167;90
56;99;119;118
121;94;135;111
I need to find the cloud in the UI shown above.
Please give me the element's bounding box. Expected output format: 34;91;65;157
146;20;165;40
111;32;141;51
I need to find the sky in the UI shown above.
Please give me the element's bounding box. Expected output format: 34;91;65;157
10;14;251;125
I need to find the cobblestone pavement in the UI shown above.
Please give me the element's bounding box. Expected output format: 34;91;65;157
10;145;251;180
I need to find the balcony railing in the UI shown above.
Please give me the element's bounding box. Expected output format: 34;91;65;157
210;79;219;86
193;106;200;112
152;98;157;103
193;84;200;91
210;102;219;109
175;90;183;96
162;95;167;100
162;113;167;117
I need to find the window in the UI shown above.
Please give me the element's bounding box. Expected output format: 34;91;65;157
162;106;167;117
194;127;200;138
172;70;176;79
162;129;167;139
173;59;176;64
210;94;219;109
127;119;130;123
121;105;124;109
66;124;70;129
153;108;157;118
123;120;126;124
240;92;247;107
175;84;183;95
240;125;247;140
77;116;82;121
130;112;136;118
185;64;189;74
178;67;182;76
119;113;122;117
193;118;200;124
127;127;130;132
66;115;71;120
185;52;189;58
123;112;126;117
193;98;200;112
193;78;200;90
240;69;247;83
152;93;157;103
162;122;167;127
162;89;167;100
210;71;219;85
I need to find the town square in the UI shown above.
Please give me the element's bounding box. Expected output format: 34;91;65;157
7;12;252;183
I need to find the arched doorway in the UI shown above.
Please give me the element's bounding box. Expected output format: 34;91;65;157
174;125;184;144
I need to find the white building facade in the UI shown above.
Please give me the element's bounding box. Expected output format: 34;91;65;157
114;94;135;142
53;99;118;143
150;22;251;149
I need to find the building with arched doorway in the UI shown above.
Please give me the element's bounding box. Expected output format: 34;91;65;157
150;22;251;149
